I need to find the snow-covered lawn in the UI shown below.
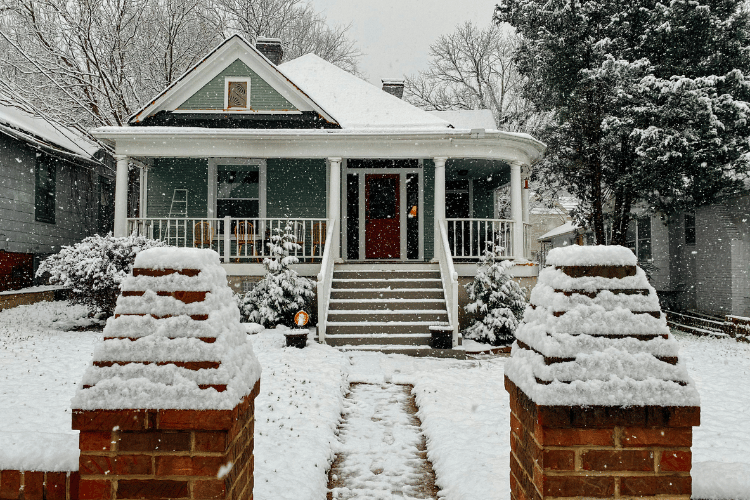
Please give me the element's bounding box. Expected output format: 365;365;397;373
1;301;749;499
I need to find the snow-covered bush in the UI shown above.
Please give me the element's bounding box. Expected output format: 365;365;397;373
238;222;315;327
464;239;526;346
36;234;166;317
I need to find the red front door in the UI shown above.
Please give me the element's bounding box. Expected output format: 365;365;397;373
365;174;400;259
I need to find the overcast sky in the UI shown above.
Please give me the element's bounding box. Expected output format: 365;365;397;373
309;0;498;86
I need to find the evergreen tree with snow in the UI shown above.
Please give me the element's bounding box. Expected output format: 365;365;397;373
239;221;315;328
496;0;750;245
464;239;526;346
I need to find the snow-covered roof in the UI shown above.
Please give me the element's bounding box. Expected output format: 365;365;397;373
279;54;452;130
538;221;577;241
0;99;100;159
429;110;496;130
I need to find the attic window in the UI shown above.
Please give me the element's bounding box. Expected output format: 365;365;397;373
225;77;251;110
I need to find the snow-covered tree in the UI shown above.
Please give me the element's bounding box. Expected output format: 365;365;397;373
496;0;750;244
404;21;543;133
36;234;166;317
239;221;314;327
0;0;360;130
209;0;361;74
464;239;526;346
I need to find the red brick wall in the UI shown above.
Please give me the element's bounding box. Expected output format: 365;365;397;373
0;470;79;500
507;376;698;499
72;380;259;500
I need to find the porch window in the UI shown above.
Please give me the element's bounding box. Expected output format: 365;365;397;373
217;164;259;219
35;154;56;224
446;179;470;218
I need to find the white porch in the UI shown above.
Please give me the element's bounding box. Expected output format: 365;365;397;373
96;127;544;347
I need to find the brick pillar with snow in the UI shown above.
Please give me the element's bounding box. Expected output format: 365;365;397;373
71;248;261;500
506;245;700;499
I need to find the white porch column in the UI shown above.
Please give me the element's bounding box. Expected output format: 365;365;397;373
522;170;530;225
114;155;129;237
510;160;525;259
433;157;447;251
328;157;342;260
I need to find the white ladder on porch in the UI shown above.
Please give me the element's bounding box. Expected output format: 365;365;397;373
167;189;188;246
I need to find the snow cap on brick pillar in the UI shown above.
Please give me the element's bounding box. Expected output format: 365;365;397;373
256;37;283;65
505;244;700;500
382;79;405;99
71;247;261;500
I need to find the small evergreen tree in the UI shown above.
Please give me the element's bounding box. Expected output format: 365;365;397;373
239;221;315;327
464;240;526;346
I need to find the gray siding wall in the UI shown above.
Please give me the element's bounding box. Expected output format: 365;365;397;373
649;215;671;292
147;159;209;218
695;204;737;316
178;59;296;111
266;159;326;218
0;133;110;255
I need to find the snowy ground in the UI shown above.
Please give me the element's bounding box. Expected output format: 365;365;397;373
1;301;749;499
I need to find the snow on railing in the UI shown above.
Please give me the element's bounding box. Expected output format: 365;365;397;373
127;217;329;263
446;218;515;259
436;218;459;346
316;218;337;344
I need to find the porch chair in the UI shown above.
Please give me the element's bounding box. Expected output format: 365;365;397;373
193;221;214;249
312;221;326;259
235;221;256;262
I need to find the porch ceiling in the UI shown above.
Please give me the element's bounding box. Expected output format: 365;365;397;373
92;127;546;166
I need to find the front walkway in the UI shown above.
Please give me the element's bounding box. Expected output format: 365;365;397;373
328;383;438;499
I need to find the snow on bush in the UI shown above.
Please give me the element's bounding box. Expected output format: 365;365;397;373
239;222;315;328
464;240;526;346
36;234;166;317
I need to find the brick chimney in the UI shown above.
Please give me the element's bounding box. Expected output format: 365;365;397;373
256;37;283;65
382;79;405;99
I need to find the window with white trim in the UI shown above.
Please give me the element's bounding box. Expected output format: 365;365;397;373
224;77;251;110
626;216;652;261
217;164;259;219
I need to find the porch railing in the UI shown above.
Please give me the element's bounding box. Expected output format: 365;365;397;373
127;217;329;263
436;218;459;346
316;218;338;344
446;218;515;259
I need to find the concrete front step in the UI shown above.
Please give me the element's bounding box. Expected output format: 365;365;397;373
334;263;438;271
323;333;432;346
336;344;467;359
327;310;449;323
326;322;446;335
334;270;441;280
329;298;447;311
331;289;446;300
331;279;442;289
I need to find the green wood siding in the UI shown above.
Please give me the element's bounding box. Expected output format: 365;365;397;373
472;171;510;219
147;159;208;217
178;59;297;111
266;159;326;218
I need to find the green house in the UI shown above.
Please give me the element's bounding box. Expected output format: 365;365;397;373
93;35;545;351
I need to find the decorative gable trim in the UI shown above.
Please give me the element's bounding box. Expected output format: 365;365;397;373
128;35;337;125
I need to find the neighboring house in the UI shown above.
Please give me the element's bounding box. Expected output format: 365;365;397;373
537;196;750;321
91;35;545;350
0;97;115;292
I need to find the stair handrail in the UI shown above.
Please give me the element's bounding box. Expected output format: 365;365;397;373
316;218;338;344
436;217;460;346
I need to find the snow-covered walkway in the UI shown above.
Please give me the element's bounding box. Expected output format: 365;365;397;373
328;383;438;500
